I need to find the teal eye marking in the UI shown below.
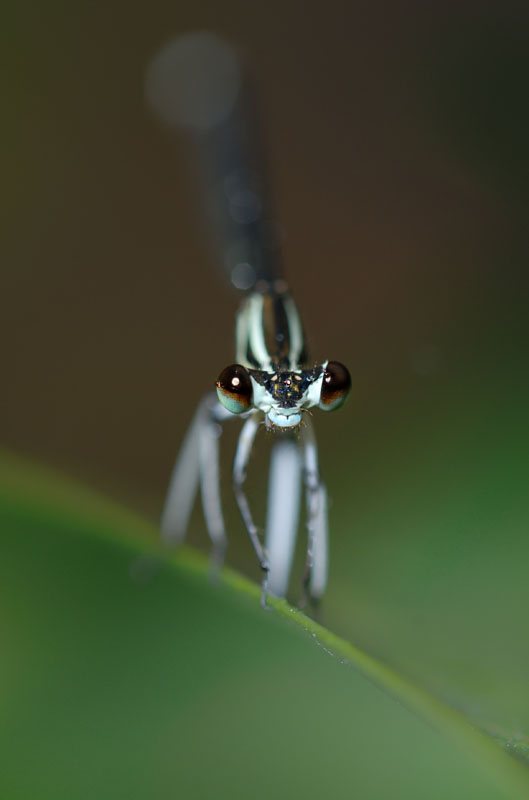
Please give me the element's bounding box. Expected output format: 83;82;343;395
216;364;254;414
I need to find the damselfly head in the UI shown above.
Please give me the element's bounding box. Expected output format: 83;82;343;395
216;360;351;427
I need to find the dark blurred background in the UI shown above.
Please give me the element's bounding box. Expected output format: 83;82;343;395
3;0;529;737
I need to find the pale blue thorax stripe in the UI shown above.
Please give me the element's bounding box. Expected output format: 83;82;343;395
235;299;250;367
283;293;304;369
248;293;273;370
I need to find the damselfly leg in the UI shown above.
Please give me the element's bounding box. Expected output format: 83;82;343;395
264;438;302;598
232;415;270;608
161;394;229;578
301;417;328;606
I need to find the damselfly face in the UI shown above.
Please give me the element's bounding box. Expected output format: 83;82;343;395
216;360;351;429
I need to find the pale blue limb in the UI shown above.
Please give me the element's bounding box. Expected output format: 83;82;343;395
161;393;231;547
232;414;270;607
265;439;302;598
301;418;328;603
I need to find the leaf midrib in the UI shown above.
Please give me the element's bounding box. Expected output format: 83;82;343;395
1;446;529;797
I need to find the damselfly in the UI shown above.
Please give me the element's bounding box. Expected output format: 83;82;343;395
147;33;350;607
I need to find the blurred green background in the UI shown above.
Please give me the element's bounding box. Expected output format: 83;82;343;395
3;1;529;797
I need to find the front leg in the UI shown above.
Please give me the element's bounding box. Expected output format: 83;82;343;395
265;438;302;599
232;414;270;608
301;418;329;606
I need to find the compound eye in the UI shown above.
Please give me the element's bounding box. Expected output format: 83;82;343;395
319;361;351;411
216;364;254;414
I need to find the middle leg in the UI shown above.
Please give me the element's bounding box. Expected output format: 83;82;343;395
232;414;270;608
301;417;328;606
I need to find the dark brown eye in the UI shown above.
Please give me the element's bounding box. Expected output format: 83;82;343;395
216;364;254;414
319;361;351;411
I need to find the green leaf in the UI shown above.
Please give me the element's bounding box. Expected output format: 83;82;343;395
325;364;529;757
1;448;529;800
